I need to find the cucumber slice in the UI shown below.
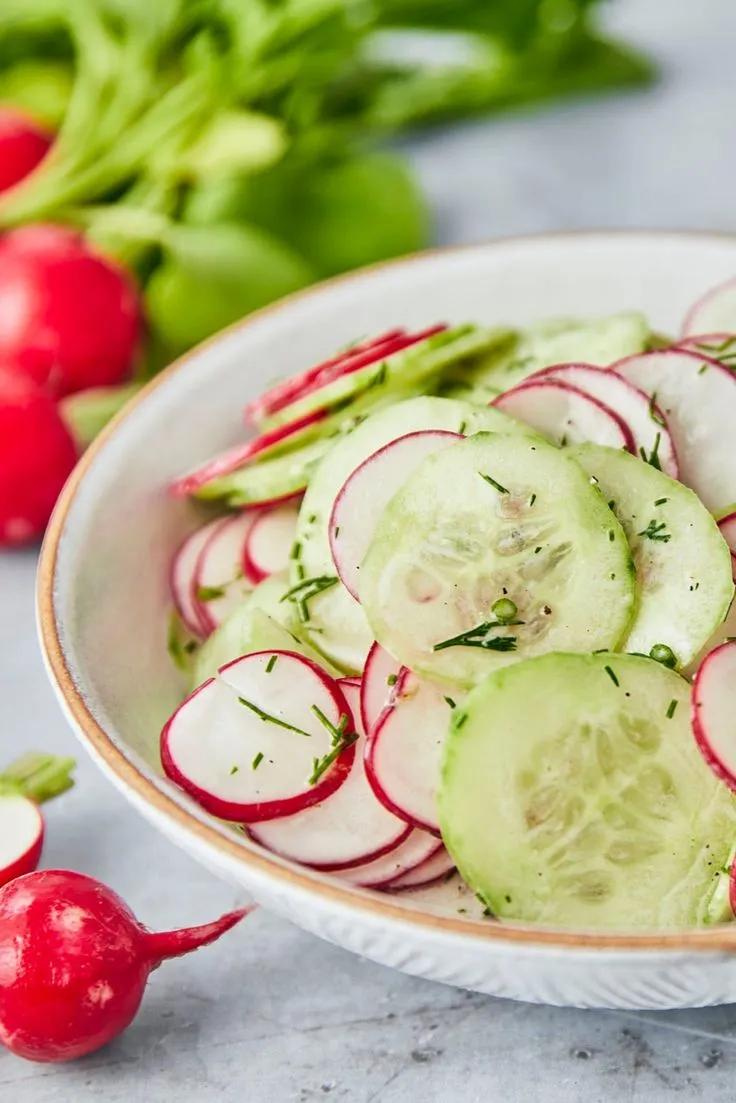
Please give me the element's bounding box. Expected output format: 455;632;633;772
458;312;650;400
570;444;734;667
293;397;530;673
360;433;635;688
194;437;328;506
439;652;736;930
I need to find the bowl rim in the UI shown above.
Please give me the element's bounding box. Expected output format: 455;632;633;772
37;229;736;955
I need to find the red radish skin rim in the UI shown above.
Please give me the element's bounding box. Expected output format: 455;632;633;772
717;511;736;578
161;653;357;822
364;668;441;837
682;278;736;337
0;801;44;885
245;679;411;870
170;410;326;497
242;503;299;586
386;847;455;892
329;430;461;602
730;852;736;919
677;333;735;353
360;641;402;737
611;347;729;383
493;378;636;453
169;525;216;638
352;834;445;890
191;514;254;637
245;330;405;424
691;641;736;792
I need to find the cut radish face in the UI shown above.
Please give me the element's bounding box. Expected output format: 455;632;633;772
692;641;736;790
170;410;327;498
366;669;457;835
247;682;410;869
531;363;677;477
493;379;634;451
682;278;736;337
360;641;402;736
193;513;258;635
170;520;223;637
614;349;736;515
719;512;736;579
161;651;356;822
330;430;461;601
386;846;455;891
0;794;44;886
243;502;300;585
336;829;443;889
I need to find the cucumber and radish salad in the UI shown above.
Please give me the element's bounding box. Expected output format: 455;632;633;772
161;276;736;931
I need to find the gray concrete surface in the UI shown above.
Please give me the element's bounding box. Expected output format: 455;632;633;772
3;1;736;1097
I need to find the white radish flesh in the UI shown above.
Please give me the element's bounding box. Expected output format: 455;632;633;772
614;349;736;515
247;682;410;869
329;430;461;601
243;502;300;585
493;379;634;451
193;512;257;635
386;846;455;891
0;794;44;884
360;641;402;736
682;278;736;337
692;641;736;790
336;829;443;889
532;363;677;477
170;520;222;637
161;651;355;822
719;512;736;579
366;669;456;835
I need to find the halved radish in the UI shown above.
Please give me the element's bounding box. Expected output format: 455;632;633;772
682;278;736;337
0;794;44;886
193;512;258;635
493;379;635;451
614;349;736;514
330;430;461;601
170;410;326;498
360;641;402;736
245;328;446;425
386;846;455;891
718;511;736;579
530;363;677;477
170;520;223;637
692;640;736;790
161;650;356;822
243;502;300;585
336;829;443;889
366;669;457;835
247;682;410;869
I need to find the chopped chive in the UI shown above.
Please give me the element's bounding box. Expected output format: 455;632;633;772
387;673;397;686
265;655;278;674
458;420;468;435
479;471;509;494
289;541;302;561
252;752;265;770
444;696;456;709
604;665;619;686
637;518;671;542
654;497;668;506
308;730;358;785
196;584;225;602
310;705;349;745
528;493;537;507
453;711;468;730
608;500;616;511
238;696;312;737
639;431;663;471
698;362;709;375
608;530;615;542
230;764;240;775
334;526;340;538
666;700;678;719
434;623;517;653
308;513;317;524
534;546;542;554
648;392;666;427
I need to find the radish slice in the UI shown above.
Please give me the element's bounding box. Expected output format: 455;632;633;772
170;410;326;498
0;794;44;886
170;520;222;637
692;640;736;790
330;430;461;601
614;349;736;515
243;502;299;585
193;513;258;635
718;511;736;579
336;830;443;889
366;669;457;835
682;278;736;337
161;650;356;822
360;641;402;736
531;363;677;477
386;846;455;891
247;682;410;869
493;379;635;451
340;676;362;687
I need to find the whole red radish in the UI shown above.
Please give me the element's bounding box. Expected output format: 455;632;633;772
0;870;249;1063
0;108;52;195
0;224;142;396
0;367;77;545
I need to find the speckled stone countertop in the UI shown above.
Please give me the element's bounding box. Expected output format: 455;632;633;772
3;1;736;1098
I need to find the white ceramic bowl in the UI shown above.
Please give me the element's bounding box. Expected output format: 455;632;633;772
39;231;736;1010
